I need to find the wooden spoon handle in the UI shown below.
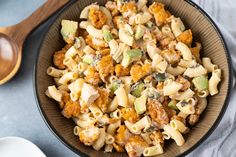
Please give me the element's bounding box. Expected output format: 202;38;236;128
4;0;69;46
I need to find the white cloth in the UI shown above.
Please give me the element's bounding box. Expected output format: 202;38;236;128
188;0;236;156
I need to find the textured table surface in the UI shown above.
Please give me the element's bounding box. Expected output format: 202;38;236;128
0;0;78;157
0;0;235;157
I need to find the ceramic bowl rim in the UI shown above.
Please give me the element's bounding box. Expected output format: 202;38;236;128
33;0;233;157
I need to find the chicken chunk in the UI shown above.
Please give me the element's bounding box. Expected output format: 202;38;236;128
97;48;110;56
149;2;171;26
125;135;148;157
130;64;151;82
147;99;169;125
62;100;81;118
120;1;137;14
59;91;70;109
177;29;193;47
79;126;100;146
163;102;176;119
92;36;108;48
144;75;154;84
161;50;181;67
53;50;66;69
176;75;191;92
113;142;125;152
190;42;202;63
79;100;89;113
113;16;127;29
121;107;139;123
109;117;121;124
149;2;164;13
188;114;200;126
115;64;130;77
81;83;100;105
156;82;164;94
85;66;101;86
160;37;172;49
115;125;132;147
150;131;164;145
93;88;109;112
171;115;186;124
85;35;102;51
157;10;171;25
88;8;107;29
96;55;114;81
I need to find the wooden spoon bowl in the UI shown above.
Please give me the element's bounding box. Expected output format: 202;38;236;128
0;0;69;85
0;33;18;82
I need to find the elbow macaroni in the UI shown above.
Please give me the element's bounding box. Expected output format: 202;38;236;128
114;85;128;107
170;119;189;133
47;85;62;102
176;98;196;114
93;127;106;150
58;72;78;85
184;64;207;78
146;41;161;60
119;28;134;46
171;17;185;37
176;42;192;61
86;24;104;39
131;116;151;134
166;65;186;76
47;66;67;78
209;69;221;95
137;0;148;11
143;144;164;156
135;12;152;24
107;120;121;135
202;57;218;72
152;54;168;73
163;79;183;96
170;88;195;101
163;124;185;146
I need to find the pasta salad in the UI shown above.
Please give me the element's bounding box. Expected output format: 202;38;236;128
45;0;222;156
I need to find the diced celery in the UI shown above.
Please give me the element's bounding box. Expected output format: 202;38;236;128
110;80;122;95
134;95;147;114
131;82;145;97
168;100;178;110
192;75;209;91
61;20;78;44
135;25;145;40
121;49;142;68
127;49;142;58
102;30;113;42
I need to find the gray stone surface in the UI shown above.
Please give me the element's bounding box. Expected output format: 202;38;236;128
0;1;78;157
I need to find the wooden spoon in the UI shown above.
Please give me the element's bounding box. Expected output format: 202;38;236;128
0;0;69;85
